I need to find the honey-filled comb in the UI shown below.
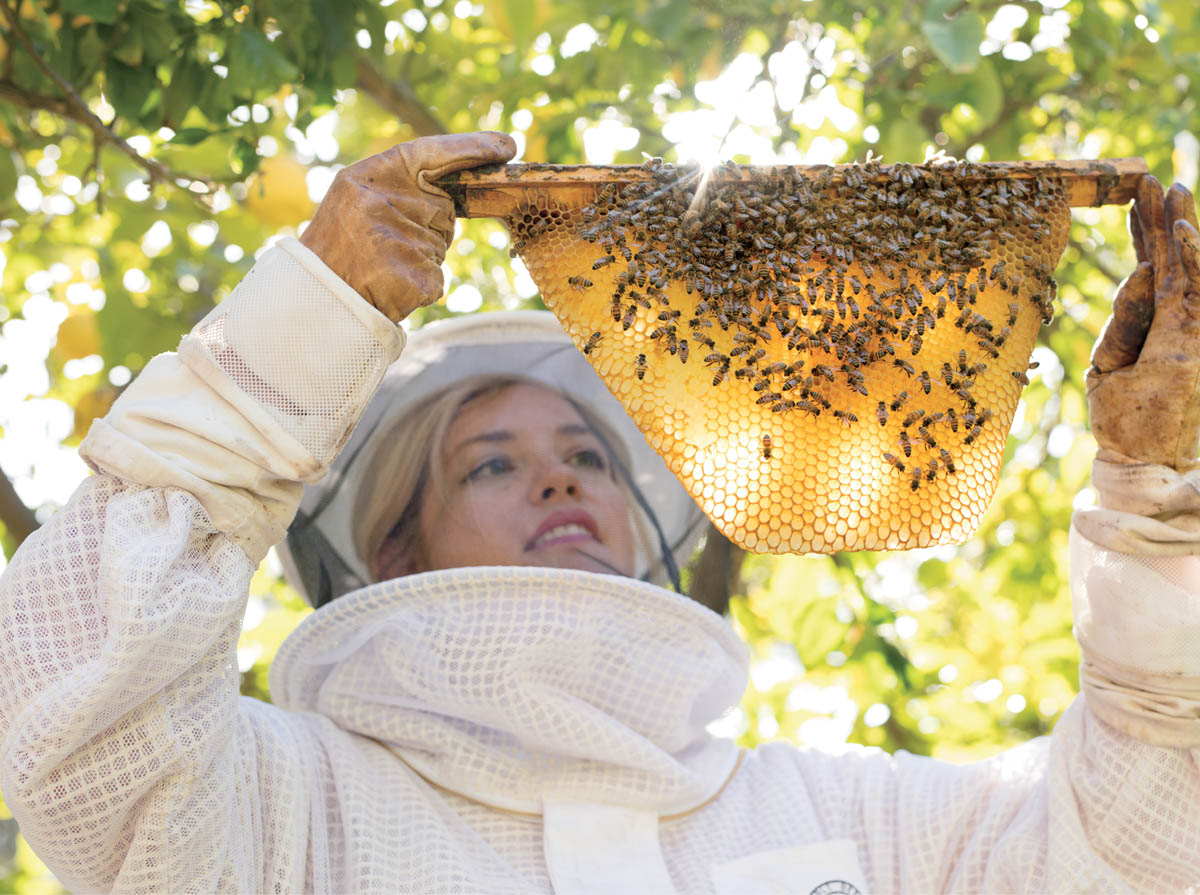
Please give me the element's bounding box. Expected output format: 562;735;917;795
442;158;1145;553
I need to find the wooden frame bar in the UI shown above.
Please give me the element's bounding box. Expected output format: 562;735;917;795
440;158;1149;219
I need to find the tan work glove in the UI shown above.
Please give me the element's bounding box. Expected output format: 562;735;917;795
1086;175;1200;470
300;131;517;322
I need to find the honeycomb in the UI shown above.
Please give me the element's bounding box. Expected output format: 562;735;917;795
509;160;1070;554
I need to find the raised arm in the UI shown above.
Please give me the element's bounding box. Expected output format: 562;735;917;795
0;133;515;892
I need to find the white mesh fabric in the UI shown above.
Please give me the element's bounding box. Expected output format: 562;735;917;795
4;488;1197;894
2;237;1198;893
180;238;403;470
0;477;259;893
1071;524;1200;747
80;238;403;564
269;568;748;815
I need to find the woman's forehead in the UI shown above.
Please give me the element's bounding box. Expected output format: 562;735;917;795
449;382;590;441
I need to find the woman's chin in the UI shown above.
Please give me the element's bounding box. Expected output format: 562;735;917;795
526;544;629;577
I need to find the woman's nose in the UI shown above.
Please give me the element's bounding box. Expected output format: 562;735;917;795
534;461;579;501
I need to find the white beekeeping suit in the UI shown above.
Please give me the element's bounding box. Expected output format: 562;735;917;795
1;130;1198;893
0;234;1196;894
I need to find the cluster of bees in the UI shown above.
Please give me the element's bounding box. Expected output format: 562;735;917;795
516;157;1063;493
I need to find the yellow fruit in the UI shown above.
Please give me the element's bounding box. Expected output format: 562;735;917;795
243;153;316;228
72;386;119;443
54;307;101;361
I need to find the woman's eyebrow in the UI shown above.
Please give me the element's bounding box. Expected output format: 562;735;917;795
557;423;593;438
451;430;513;454
452;423;594;454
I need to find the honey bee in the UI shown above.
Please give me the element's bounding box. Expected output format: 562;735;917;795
945;408;959;432
796;400;821;417
883;452;905;472
910;464;923;491
964;424;982;444
910;333;923;355
761;434;772;459
771;400;795;413
876;402;889;426
678;340;689;363
890;391;910;412
917;425;937;448
622;305;637;330
712;368;728;386
939;448;955;473
1006;302;1019;327
592;256;615;270
583;331;603;354
902;409;925;428
635;354;647;380
757;392;783;405
915;370;931;394
834;409;858;426
899;429;912;457
925;458;939;481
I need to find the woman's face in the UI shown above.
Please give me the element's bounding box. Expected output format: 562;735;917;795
384;383;637;577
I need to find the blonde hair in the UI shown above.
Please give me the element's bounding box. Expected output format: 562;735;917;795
355;375;658;582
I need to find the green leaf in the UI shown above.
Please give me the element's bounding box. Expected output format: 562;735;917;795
959;56;1003;126
169;127;212;145
877;118;928;164
23;0;60;50
230;137;260;176
0;150;17;202
791;596;846;667
227;28;301;92
111;25;144;66
506;0;535;46
921;1;985;73
58;0;122;25
104;59;158;119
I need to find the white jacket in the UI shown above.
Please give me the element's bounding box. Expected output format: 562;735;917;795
0;240;1197;894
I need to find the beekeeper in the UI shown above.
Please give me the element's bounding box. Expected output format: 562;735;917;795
0;132;1197;894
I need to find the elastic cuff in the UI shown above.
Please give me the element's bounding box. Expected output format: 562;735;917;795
1079;657;1200;749
1074;456;1200;555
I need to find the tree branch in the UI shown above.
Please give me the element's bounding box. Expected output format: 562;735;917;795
0;78;73;117
0;7;225;195
1069;236;1126;286
354;56;446;137
0;466;38;548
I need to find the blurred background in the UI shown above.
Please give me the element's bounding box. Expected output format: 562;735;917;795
0;0;1196;888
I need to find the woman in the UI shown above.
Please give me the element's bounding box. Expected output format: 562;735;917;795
0;132;1196;893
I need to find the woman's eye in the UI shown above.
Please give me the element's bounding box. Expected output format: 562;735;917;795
570;449;607;470
465;457;514;481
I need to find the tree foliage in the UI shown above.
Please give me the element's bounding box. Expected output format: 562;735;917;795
0;0;1197;888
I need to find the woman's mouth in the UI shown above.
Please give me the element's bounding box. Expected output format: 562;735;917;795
526;512;600;550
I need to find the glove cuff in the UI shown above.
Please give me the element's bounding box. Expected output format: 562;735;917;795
1074;455;1200;555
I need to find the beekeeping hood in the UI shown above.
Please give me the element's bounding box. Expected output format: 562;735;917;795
279;310;707;607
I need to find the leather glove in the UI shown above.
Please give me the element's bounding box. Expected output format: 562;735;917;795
1086;175;1200;470
300;131;517;322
